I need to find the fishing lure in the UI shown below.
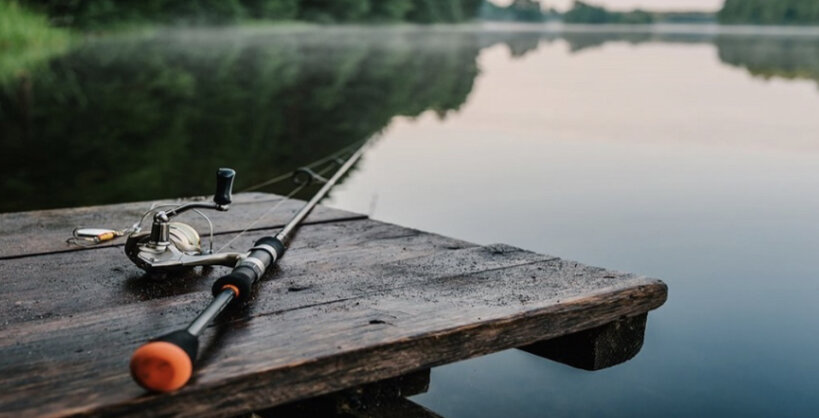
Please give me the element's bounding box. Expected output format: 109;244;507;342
67;227;128;246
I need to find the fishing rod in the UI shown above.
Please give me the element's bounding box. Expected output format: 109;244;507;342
128;142;368;393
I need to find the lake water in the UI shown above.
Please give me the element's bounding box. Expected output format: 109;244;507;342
2;24;818;417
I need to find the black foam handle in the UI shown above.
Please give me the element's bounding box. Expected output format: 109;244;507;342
211;237;285;302
213;266;257;302
214;168;235;206
256;236;286;259
155;330;199;363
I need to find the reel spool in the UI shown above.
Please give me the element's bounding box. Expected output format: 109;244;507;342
168;222;201;253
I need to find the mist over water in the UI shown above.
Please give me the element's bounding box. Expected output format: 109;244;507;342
2;24;819;417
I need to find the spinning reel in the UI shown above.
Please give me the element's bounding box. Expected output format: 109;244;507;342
69;150;347;275
124;168;247;273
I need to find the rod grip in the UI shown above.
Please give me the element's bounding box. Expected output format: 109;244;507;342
211;237;285;301
212;267;257;302
130;330;199;392
214;168;235;206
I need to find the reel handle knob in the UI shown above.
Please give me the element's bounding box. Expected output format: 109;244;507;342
214;168;235;206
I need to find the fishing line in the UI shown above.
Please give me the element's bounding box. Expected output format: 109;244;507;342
240;139;367;192
213;183;306;254
214;160;340;254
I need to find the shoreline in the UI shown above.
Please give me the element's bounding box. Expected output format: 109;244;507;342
474;21;819;37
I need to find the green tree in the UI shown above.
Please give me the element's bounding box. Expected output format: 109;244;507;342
298;0;370;22
369;0;414;21
509;0;546;22
240;0;299;19
407;0;482;23
563;1;610;23
22;0;481;26
719;0;819;25
563;1;653;24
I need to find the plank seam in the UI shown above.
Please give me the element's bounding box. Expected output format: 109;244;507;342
207;256;564;330
0;255;559;336
0;215;369;261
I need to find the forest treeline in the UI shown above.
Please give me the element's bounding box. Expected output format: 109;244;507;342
554;0;819;25
17;0;819;27
561;0;819;25
496;1;713;24
563;1;653;24
718;0;819;25
22;0;484;27
481;0;558;22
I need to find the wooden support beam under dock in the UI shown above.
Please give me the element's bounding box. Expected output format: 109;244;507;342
0;193;667;417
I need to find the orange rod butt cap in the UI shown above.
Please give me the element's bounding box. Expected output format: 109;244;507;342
130;341;193;392
222;284;240;297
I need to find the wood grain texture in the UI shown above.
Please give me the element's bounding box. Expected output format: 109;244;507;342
0;194;668;417
0;219;472;327
0;193;365;259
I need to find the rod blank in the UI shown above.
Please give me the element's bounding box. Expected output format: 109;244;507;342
129;141;368;393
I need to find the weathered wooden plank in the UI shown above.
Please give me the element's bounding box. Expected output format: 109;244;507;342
0;192;365;259
0;244;549;345
0;242;665;417
520;313;648;370
0;219;474;327
3;281;664;417
0;194;667;417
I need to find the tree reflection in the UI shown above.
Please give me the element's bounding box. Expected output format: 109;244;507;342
555;31;819;88
715;36;819;87
1;28;817;212
0;29;481;212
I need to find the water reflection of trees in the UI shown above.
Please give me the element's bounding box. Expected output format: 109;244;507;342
485;30;819;87
1;28;817;212
715;36;819;86
567;32;819;87
0;29;481;211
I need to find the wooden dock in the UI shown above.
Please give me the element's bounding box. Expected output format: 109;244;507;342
0;193;667;417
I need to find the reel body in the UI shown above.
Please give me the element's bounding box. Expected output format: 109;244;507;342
119;164;333;274
125;169;246;274
125;223;243;272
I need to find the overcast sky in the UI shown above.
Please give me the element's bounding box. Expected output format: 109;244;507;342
491;0;724;12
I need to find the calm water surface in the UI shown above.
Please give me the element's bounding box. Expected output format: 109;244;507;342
2;24;818;417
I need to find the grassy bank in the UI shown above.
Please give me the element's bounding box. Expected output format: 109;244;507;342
0;1;71;81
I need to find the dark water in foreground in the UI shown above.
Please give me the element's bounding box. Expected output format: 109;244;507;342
2;24;819;417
